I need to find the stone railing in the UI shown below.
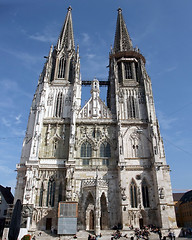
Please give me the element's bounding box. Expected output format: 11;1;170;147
82;179;108;188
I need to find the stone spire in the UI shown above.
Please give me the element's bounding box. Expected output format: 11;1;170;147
113;8;133;53
57;6;75;51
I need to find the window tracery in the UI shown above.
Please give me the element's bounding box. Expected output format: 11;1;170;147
58;57;66;78
127;96;137;118
55;92;63;117
46;178;55;207
124;62;133;79
81;142;92;165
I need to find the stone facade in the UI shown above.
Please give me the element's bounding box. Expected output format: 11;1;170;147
14;7;177;234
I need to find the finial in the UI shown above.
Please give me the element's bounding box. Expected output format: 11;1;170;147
68;6;72;11
117;7;122;13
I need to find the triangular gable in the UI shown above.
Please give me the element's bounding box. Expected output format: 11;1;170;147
78;97;112;119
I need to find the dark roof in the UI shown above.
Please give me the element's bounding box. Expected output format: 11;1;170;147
173;192;185;202
0;185;14;204
180;190;192;204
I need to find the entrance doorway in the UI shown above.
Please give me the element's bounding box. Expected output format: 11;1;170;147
100;193;108;230
46;218;52;230
139;218;143;229
89;210;94;230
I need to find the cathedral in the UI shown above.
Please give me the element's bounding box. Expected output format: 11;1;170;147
14;7;177;235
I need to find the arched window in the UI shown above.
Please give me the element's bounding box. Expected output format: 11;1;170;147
130;180;138;208
142;180;150;208
100;142;111;165
100;142;111;158
58;57;66;78
81;142;92;165
39;183;44;207
46;178;55;207
124;62;132;79
58;182;63;202
55;92;63;117
128;96;137;118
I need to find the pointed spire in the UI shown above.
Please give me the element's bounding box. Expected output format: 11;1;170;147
113;8;133;53
57;6;75;51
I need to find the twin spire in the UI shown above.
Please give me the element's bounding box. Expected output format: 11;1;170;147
57;6;133;53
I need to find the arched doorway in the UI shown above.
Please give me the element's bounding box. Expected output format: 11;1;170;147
85;192;95;231
89;210;94;230
100;193;108;230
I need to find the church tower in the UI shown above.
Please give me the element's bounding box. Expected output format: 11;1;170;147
14;7;177;235
107;8;177;230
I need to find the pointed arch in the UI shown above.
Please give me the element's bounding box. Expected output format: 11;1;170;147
100;142;111;158
130;179;138;208
46;177;55;207
142;179;150;208
81;141;92;165
100;192;108;230
55;92;63;117
58;57;66;78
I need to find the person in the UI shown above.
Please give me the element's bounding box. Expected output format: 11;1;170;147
168;231;172;240
158;229;162;240
172;232;175;240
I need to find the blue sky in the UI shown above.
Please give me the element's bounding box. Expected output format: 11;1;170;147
0;0;192;193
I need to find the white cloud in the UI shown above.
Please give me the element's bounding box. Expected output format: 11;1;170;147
0;165;13;175
29;33;57;43
157;110;177;130
0;79;32;99
0;48;40;68
15;114;22;124
85;53;95;59
2;117;11;127
157;66;177;76
81;33;91;45
28;24;58;43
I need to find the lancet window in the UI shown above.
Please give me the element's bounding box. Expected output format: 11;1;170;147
100;142;111;165
55;92;63;117
124;62;133;79
81;142;92;165
142;180;150;208
46;178;55;207
130;180;138;208
58;182;63;202
127;96;138;118
100;142;111;158
58;57;66;78
39;183;44;207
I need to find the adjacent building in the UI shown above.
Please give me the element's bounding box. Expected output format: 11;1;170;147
173;191;192;228
0;186;14;236
14;7;177;234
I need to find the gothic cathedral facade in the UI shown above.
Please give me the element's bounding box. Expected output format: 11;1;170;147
14;7;177;233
